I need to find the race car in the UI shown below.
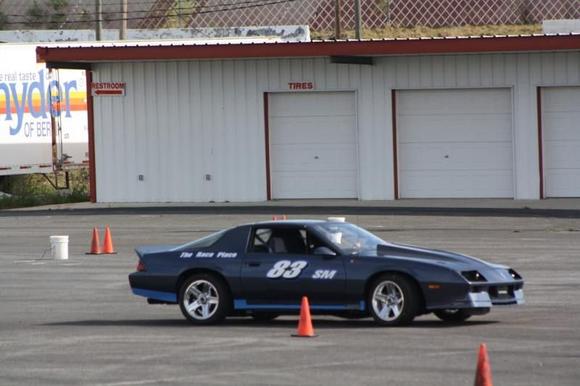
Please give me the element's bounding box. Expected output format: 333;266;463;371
129;219;524;326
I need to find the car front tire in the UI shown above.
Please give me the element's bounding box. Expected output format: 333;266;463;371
178;274;230;325
434;308;483;323
368;273;420;326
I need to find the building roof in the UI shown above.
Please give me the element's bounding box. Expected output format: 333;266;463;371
37;33;580;66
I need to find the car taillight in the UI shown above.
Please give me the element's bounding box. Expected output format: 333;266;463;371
136;261;146;272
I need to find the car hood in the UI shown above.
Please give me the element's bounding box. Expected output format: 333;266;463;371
371;242;522;283
374;243;498;270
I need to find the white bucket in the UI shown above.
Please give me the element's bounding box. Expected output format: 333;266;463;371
50;235;69;260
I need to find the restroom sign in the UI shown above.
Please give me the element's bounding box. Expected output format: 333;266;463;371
91;82;126;96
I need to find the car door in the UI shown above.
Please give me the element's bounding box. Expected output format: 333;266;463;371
240;225;346;307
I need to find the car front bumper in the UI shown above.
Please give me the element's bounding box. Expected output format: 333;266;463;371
428;282;525;310
467;288;525;308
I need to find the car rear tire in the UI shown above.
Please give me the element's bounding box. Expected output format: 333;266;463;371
433;309;475;323
368;273;420;326
179;274;230;325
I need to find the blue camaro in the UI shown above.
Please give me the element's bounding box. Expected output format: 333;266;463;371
129;219;524;325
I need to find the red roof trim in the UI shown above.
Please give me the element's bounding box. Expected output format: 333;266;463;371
37;35;580;63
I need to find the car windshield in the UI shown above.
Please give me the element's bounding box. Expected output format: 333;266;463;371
171;229;228;251
312;222;388;255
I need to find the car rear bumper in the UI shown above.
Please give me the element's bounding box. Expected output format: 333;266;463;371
132;287;177;303
129;272;178;303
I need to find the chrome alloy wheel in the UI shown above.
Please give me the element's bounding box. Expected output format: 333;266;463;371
372;280;405;322
182;280;220;321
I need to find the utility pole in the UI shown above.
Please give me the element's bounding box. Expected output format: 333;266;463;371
334;0;341;39
120;0;127;40
95;0;102;41
178;0;183;28
354;0;362;39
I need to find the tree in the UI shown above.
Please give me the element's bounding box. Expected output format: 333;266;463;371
49;0;69;27
0;11;7;30
25;1;45;27
24;0;70;29
164;0;198;28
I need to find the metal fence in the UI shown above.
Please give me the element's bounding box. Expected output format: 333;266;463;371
139;0;580;31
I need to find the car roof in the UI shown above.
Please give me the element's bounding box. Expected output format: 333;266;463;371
243;219;342;227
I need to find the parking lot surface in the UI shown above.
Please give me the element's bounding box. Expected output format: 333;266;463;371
0;212;579;385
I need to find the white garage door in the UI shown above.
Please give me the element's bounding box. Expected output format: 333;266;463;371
397;89;514;198
269;92;358;199
542;87;580;197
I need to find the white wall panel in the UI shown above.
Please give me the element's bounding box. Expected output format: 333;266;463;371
269;92;357;199
92;50;580;202
542;87;580;197
397;88;514;198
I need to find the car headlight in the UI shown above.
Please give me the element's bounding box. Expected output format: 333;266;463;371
461;270;487;282
508;268;522;280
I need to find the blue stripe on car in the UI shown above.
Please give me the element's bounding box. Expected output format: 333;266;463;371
132;288;177;303
234;299;366;311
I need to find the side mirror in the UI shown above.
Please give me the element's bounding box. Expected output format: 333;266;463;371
313;246;336;256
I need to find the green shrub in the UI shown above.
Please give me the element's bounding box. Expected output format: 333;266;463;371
0;169;89;209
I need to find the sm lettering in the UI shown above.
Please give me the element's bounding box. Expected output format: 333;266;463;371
312;270;337;280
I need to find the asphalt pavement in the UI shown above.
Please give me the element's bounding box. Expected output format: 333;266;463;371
0;211;579;385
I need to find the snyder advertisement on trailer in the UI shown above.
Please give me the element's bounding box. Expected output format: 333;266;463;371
0;44;88;175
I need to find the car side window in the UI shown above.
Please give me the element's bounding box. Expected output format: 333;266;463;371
250;228;272;253
307;231;337;256
250;228;307;254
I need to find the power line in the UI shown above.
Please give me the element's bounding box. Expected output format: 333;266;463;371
98;0;273;7
96;0;204;7
3;0;291;16
5;0;280;17
3;0;296;23
5;0;166;9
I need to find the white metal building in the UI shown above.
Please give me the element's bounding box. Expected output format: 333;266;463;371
37;34;580;202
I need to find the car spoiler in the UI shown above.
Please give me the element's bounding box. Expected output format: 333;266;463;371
135;245;179;258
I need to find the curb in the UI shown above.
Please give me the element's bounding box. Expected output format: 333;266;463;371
2;205;580;218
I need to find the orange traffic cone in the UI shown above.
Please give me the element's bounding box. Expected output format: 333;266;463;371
474;343;493;386
292;296;317;338
101;226;117;254
86;227;102;255
272;215;287;220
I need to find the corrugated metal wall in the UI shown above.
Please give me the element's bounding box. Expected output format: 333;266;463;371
92;51;580;202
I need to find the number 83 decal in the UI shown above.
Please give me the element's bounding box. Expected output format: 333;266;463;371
266;260;308;279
